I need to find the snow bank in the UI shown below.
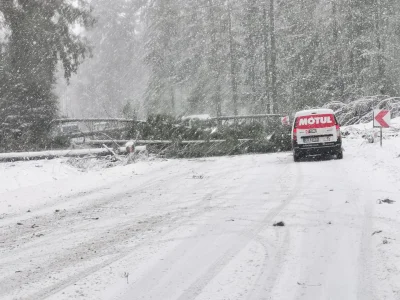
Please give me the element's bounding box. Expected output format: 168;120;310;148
324;96;400;126
341;116;400;140
0;159;79;194
0;146;145;162
0;157;170;216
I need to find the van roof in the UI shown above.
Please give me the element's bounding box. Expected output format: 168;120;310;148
294;108;334;117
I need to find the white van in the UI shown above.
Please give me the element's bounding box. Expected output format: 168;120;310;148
291;109;342;161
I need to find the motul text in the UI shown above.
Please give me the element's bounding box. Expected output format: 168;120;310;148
296;114;335;129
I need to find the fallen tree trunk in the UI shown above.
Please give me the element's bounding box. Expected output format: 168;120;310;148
82;139;253;146
0;146;147;162
56;127;128;139
102;144;122;161
83;139;173;145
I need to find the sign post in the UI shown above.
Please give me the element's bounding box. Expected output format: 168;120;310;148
373;109;391;146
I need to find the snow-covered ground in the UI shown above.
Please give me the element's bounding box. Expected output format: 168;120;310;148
342;116;400;140
1;129;400;300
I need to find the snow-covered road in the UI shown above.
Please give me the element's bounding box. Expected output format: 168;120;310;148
1;137;400;300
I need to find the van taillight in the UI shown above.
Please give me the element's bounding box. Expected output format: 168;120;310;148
293;128;297;141
336;124;341;138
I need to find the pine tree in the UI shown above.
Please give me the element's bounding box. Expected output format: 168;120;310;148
0;0;94;151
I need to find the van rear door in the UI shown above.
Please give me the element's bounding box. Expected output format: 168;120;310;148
295;114;338;145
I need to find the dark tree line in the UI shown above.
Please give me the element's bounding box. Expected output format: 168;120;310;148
142;0;400;116
50;0;400;120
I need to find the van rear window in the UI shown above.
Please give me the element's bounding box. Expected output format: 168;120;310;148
295;114;336;129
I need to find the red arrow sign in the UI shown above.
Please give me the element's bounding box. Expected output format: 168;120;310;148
374;110;390;128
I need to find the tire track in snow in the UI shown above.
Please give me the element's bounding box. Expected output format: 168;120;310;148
175;157;303;300
350;158;378;300
0;157;254;300
338;153;379;300
0;167;191;267
246;156;302;300
32;159;251;300
0;158;250;259
0;162;182;229
1;191;216;300
245;226;291;300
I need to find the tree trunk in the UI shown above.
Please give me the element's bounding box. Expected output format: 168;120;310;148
332;1;339;76
262;5;270;114
228;3;238;116
269;0;277;113
375;0;385;80
332;0;345;100
250;63;256;113
208;0;222;118
215;83;222;120
170;87;176;116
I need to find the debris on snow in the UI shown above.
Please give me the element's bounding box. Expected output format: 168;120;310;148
377;198;396;204
382;198;396;204
297;281;322;287
123;272;130;284
372;230;383;236
273;221;285;227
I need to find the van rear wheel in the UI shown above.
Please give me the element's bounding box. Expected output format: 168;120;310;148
293;151;301;162
336;150;343;159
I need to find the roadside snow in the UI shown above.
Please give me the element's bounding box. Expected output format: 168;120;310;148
0;159;78;194
0;157;170;216
342;116;400;139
